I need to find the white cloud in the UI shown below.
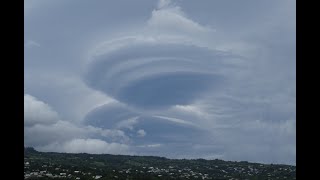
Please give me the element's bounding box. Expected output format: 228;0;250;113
99;128;130;143
151;115;196;127
157;0;172;9
25;74;112;122
137;129;146;137
115;116;140;130
37;138;130;155
138;144;162;148
24;94;131;149
147;2;214;37
146;144;162;148
25;120;88;147
24;94;59;127
169;104;210;122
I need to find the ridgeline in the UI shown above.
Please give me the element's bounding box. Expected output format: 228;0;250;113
24;147;296;180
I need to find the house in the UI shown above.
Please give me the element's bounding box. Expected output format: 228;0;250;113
94;175;102;179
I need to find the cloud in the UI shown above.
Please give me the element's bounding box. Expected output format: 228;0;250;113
83;0;245;110
24;94;130;153
38;138;130;155
84;37;241;109
149;2;213;35
99;129;129;143
81;0;295;164
189;93;296;164
24;120;87;147
138;143;162;148
24;94;87;147
24;74;112;121
24;0;62;17
151;115;197;126
83;102;214;158
137;129;146;137
24;94;59;127
84;102;138;129
115;116;140;130
217;119;296;165
157;0;172;9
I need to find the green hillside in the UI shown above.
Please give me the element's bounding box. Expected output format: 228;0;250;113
24;147;296;180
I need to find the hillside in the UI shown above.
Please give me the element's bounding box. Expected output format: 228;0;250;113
24;147;296;180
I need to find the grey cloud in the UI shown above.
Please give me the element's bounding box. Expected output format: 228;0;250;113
84;39;241;109
83;102;216;158
24;94;131;154
84;102;138;129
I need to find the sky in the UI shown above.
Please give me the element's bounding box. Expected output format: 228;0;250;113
24;0;296;165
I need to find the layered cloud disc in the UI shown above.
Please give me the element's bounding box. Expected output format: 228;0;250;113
84;102;207;147
85;37;240;108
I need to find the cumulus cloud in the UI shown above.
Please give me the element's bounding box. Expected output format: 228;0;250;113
24;94;84;147
137;129;146;137
24;94;131;154
25;120;87;147
24;74;112;122
149;1;213;35
24;94;59;127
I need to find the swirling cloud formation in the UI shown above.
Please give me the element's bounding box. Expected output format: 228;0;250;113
84;38;241;108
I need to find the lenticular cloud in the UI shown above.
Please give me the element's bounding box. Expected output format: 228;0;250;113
84;37;239;108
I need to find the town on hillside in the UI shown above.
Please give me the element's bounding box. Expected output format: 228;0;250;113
24;147;296;180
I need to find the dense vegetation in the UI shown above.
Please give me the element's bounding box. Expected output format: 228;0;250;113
24;147;296;180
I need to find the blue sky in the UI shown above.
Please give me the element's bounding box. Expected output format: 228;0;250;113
24;0;296;165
